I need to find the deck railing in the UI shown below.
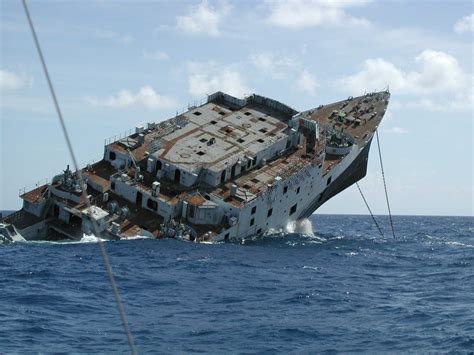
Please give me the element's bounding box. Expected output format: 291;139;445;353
104;128;134;146
102;96;209;147
18;177;50;196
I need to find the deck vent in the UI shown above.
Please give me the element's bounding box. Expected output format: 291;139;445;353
152;181;160;196
193;111;202;116
244;112;252;116
196;151;206;156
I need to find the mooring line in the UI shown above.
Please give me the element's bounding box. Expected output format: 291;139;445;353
375;130;396;238
356;182;385;238
21;1;137;353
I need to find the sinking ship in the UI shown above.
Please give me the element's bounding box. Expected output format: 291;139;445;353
2;91;390;242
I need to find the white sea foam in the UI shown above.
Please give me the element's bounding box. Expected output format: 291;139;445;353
302;265;321;271
345;251;359;256
446;241;474;248
79;233;108;243
120;235;153;241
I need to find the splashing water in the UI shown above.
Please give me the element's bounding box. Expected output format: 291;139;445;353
286;219;327;242
286;219;314;237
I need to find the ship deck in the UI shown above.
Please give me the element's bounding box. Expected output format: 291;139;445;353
13;92;388;240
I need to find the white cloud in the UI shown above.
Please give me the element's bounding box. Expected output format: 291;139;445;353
454;13;474;34
249;52;299;79
142;51;170;60
266;0;371;29
0;69;32;90
339;50;467;95
416;90;474;112
87;86;177;110
176;1;231;36
339;50;473;111
187;61;251;97
296;69;317;95
95;29;134;44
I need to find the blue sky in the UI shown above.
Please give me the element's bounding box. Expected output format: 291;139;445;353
1;0;473;216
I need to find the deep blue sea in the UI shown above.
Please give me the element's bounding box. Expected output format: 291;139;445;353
1;214;473;353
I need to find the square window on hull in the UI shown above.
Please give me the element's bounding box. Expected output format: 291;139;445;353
290;204;297;216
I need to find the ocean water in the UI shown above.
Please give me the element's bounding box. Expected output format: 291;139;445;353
0;214;473;353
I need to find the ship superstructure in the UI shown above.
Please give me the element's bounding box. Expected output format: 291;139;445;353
3;91;390;242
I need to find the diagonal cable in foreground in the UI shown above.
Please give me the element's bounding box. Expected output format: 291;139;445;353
21;1;137;353
356;182;385;239
375;130;396;238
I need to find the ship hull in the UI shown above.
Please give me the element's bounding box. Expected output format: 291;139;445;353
298;139;371;219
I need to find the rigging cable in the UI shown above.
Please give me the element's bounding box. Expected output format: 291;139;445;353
375;130;396;238
355;182;385;238
21;1;137;353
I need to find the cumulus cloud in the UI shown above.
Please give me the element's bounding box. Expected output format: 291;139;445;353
249;52;299;79
176;1;231;36
142;51;170;60
0;69;32;90
454;13;474;34
296;69;318;95
339;50;467;95
266;0;371;28
95;29;134;44
87;86;177;110
339;50;473;111
187;61;251;97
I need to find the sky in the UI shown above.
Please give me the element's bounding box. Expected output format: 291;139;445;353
0;0;473;216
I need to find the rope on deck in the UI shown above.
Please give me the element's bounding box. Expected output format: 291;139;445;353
21;1;137;353
356;182;385;238
375;130;396;238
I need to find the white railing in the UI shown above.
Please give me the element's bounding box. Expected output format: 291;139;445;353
102;96;209;147
81;155;104;168
104;128;134;146
19;177;50;196
174;96;208;117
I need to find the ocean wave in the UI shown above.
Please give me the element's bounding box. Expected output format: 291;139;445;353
445;241;474;248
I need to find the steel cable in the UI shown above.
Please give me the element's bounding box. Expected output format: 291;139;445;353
356;182;385;238
375;130;396;238
21;1;137;353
